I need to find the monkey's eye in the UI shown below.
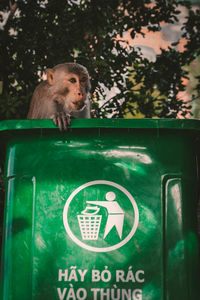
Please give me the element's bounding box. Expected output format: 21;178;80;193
69;77;76;83
80;77;87;84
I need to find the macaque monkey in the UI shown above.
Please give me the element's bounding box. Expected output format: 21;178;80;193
27;63;91;130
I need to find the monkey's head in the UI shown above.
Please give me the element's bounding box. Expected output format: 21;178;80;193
46;63;91;112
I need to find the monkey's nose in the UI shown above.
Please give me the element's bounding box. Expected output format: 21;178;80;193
77;92;83;98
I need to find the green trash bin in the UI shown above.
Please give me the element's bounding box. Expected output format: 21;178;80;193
0;119;199;300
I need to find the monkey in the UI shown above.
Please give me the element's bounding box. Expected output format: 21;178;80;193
27;63;91;130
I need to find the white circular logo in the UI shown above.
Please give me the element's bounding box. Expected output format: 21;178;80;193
63;180;139;252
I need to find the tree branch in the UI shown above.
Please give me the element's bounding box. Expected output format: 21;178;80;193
4;0;17;28
9;0;17;16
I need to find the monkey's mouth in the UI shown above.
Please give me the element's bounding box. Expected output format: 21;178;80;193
71;101;85;111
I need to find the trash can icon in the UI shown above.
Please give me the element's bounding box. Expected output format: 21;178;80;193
78;206;102;240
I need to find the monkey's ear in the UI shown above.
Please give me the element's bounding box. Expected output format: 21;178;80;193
46;69;55;85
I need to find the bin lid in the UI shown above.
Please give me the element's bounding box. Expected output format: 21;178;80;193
0;118;200;132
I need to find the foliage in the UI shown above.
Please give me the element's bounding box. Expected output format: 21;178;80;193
0;0;200;119
185;56;200;119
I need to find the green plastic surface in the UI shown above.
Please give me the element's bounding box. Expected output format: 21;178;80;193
0;118;200;130
0;119;200;300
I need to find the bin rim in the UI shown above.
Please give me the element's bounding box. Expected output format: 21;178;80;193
0;118;200;132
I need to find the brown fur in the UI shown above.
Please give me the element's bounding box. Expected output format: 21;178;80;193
27;63;91;130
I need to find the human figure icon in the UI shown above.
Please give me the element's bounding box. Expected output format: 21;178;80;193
87;191;124;239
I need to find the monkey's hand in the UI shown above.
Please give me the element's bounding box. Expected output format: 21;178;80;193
52;112;71;131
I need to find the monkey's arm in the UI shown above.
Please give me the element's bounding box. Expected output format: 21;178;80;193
27;83;70;130
28;98;70;131
52;101;71;131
